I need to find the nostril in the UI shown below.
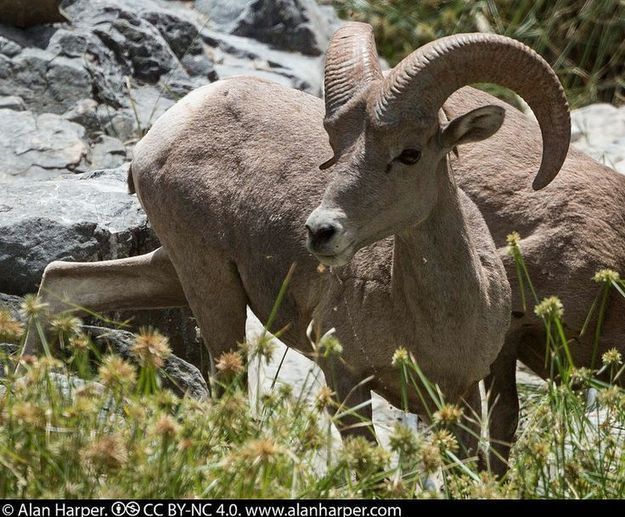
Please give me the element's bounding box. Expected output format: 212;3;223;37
315;223;336;243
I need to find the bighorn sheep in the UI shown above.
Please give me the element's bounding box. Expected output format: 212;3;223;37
28;24;572;466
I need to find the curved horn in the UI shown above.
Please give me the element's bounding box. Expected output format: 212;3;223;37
324;22;383;122
375;33;570;190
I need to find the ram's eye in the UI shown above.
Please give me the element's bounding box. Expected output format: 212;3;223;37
395;149;422;165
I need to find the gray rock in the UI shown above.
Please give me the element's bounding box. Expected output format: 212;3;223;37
194;0;250;32
62;98;102;136
0;109;88;180
0;47;92;114
0;293;22;317
571;103;625;174
233;0;332;56
0;35;22;57
0;95;25;111
64;0;184;83
85;325;209;399
89;135;127;169
0;166;158;295
196;0;338;56
46;27;91;58
142;8;218;80
201;27;322;94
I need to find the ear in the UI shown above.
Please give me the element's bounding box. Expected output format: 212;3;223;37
440;105;505;151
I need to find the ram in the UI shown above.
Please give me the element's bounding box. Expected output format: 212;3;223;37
28;23;571;466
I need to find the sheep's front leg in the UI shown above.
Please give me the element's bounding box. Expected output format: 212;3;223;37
23;247;188;355
319;359;376;442
484;342;519;477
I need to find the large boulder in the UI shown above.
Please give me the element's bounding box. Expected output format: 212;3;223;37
0;47;93;114
0;166;157;295
196;0;339;56
201;27;323;94
0;109;88;180
571;103;625;174
85;325;209;400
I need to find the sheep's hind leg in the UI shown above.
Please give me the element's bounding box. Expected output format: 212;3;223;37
23;247;188;355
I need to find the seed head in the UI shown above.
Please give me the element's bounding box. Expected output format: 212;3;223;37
592;269;620;284
433;404;464;425
391;347;410;367
19;294;48;319
11;401;45;427
251;335;276;362
81;434;128;470
534;296;564;319
240;437;280;464
529;440;549;460
0;310;24;342
314;386;335;412
215;351;244;375
571;367;593;384
433;429;459;453
50;313;82;336
598;386;621;407
318;335;343;357
506;231;522;255
602;348;622;367
98;355;136;390
341;436;390;475
153;414;180;437
277;383;293;400
68;333;90;351
420;443;442;473
132;327;171;368
389;423;420;459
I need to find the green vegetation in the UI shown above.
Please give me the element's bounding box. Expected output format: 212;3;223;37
1;236;625;498
328;0;625;108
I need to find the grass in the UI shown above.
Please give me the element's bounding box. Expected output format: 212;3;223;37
327;0;625;108
1;236;625;498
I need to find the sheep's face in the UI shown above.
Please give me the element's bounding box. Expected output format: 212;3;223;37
306;101;505;267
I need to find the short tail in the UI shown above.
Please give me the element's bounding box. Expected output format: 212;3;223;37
127;163;136;194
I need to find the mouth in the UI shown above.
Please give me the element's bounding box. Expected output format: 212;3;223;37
311;243;356;267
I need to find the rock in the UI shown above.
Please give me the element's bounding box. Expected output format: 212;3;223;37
0;109;88;180
85;325;210;399
0;166;158;295
194;0;251;32
201;28;323;94
0;293;22;317
196;0;339;56
0;95;25;110
0;0;66;28
0;47;92;114
89;135;127;169
142;8;217;80
571;103;625;174
62;98;102;136
233;0;332;56
0;35;22;57
64;0;186;83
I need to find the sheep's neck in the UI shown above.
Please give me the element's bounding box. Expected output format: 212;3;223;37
390;168;483;361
